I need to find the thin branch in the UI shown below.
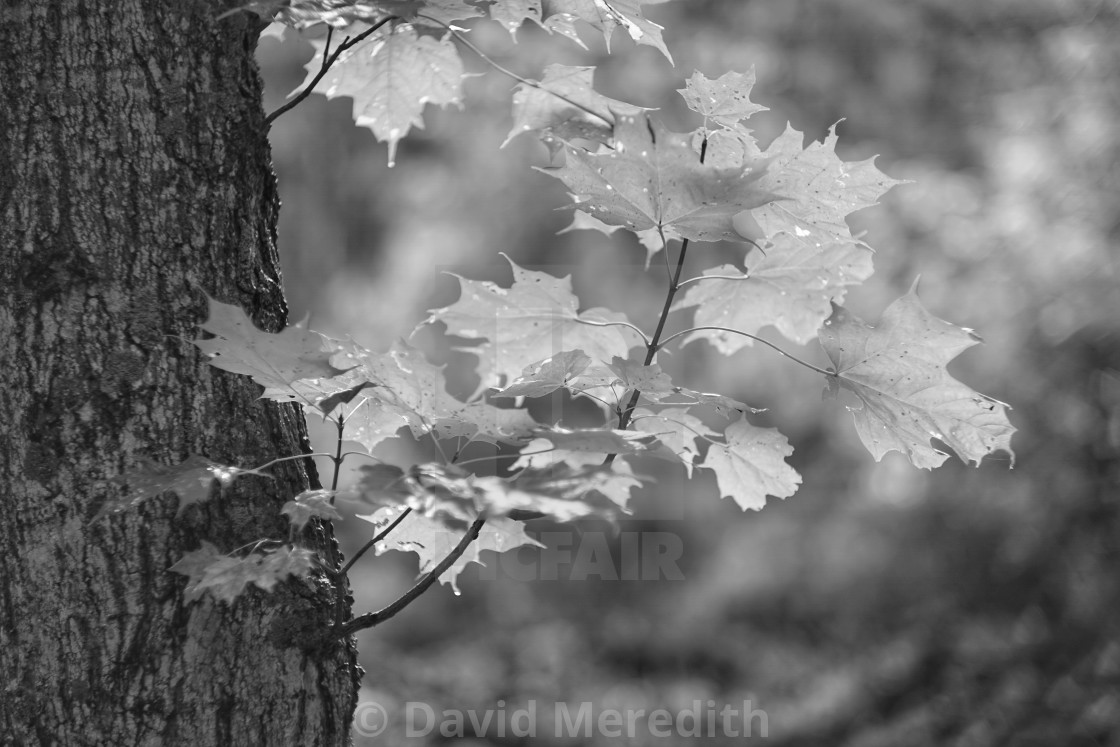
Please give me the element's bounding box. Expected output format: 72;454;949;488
656;326;835;376
339;507;413;578
604;137;709;465
266;17;397;125
254;452;339;471
418;14;613;127
338;517;486;637
329;413;345;496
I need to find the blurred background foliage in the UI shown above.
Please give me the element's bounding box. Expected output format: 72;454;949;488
257;0;1119;743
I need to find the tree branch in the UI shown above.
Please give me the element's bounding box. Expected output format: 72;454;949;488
266;17;397;125
337;516;486;637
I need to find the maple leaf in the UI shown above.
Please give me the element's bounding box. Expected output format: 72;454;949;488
487;0;543;33
538;0;672;62
541;112;776;244
699;416;801;511
170;543;317;604
409;0;484;27
512;427;655;470
302;23;463;165
630;406;716;476
491;350;592;398
423;254;643;393
191;295;351;402
94;455;218;522
560;210;665;267
672;226;874;352
281;490;343;531
361;508;542;593
261;0;394;28
819;287;1016;468
357;462;479;525
678;69;767;132
607;356;673;396
749;123;906;244
282;338;538;453
474;463;641;521
674;118;902;354
503;64;642;148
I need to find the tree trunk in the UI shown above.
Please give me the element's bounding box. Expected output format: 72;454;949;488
0;1;359;744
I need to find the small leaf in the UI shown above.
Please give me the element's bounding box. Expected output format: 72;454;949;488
303;24;464;165
283;338;538;453
669;387;759;418
678;69;767;132
95;455;218;522
630;406;716;476
360;509;543;594
358;462;477;526
512;428;653;471
541;112;776;245
170;544;317;604
673;227;873;352
474;463;642;521
491;350;592;398
819;287;1016;468
700;416;801;511
607;356;673;397
423;255;642;394
281;490;343;531
355;463;411;502
409;0;485;27
487;0;542;33
191;295;351;401
539;0;672;62
750;122;907;245
317;381;376;415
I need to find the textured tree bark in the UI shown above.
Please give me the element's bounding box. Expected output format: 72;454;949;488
0;1;359;744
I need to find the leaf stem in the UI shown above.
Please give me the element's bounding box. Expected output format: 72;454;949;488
656;326;835;376
570;317;650;346
676;272;753;289
266;17;397;125
418;15;613;127
337;516;486;637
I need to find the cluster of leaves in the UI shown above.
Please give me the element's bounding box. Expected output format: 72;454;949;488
97;0;1014;611
253;0;673;163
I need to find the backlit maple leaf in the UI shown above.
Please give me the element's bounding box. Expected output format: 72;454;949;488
819;285;1015;468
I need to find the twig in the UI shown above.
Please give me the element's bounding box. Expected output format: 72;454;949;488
254;452;339;471
339;506;413;579
266;17;397;125
603;139;710;465
337;517;486;636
